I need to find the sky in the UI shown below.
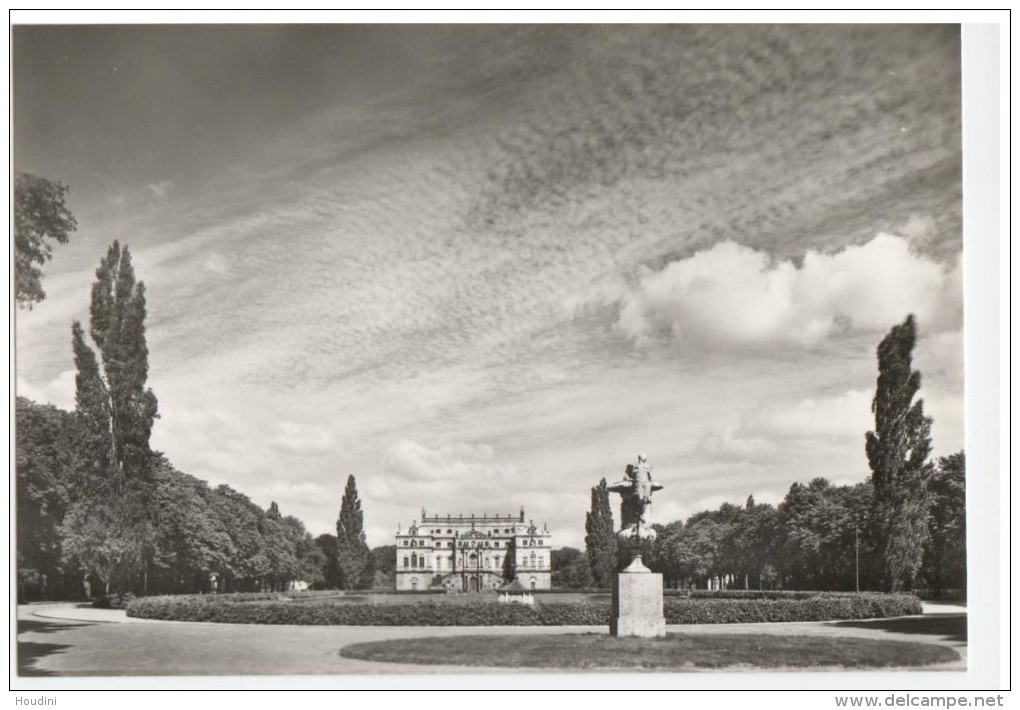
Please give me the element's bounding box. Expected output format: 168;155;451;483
13;24;964;548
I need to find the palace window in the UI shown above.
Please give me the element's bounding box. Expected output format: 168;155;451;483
411;552;418;568
403;557;409;568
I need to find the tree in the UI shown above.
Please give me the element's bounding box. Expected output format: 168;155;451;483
370;545;396;589
501;538;516;582
584;478;617;587
921;452;966;598
335;475;370;590
865;315;934;591
14;172;77;308
775;478;869;590
551;547;594;589
149;459;233;594
60;243;161;597
314;534;342;589
15;397;75;601
88;242;159;477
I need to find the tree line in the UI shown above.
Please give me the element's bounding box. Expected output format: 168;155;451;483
577;315;965;597
16;388;387;600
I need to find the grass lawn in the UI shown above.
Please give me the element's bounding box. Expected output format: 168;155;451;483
339;632;960;670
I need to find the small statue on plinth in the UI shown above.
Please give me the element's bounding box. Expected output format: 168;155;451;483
606;453;666;637
608;453;664;544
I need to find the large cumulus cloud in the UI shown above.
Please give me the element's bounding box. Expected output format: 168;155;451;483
611;234;961;349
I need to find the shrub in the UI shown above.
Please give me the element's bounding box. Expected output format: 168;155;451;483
127;592;921;626
92;591;136;609
662;590;904;601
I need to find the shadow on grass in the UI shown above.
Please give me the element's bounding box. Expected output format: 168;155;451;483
17;618;93;677
831;614;967;643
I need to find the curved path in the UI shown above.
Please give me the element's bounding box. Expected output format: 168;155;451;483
17;603;966;676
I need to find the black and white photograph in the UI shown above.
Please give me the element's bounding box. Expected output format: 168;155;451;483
10;13;1006;696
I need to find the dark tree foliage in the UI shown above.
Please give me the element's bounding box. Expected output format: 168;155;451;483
865;315;933;591
551;547;594;589
282;516;327;589
775;479;872;591
15;397;75;601
314;534;343;589
370;545;397;589
149;459;233;593
336;475;371;590
648;480;877;592
70;321;113;485
14;172;77;308
921;452;966;598
61;243;161;596
584;478;617;586
501;538;517;582
88;242;159;477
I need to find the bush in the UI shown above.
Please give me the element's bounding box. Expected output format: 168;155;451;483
127;592;921;626
662;590;901;601
662;594;921;623
92;591;136;609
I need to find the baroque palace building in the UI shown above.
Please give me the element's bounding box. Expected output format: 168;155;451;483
395;507;552;592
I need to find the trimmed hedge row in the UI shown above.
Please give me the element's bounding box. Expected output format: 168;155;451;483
127;593;921;626
663;590;891;600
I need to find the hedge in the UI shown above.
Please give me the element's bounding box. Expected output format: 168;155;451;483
662;590;896;600
126;593;921;626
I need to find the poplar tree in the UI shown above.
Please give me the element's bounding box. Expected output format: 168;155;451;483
61;242;159;596
335;475;370;590
865;315;933;592
70;321;113;488
584;478;617;587
89;242;158;477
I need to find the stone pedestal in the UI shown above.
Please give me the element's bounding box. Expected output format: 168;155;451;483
610;555;666;638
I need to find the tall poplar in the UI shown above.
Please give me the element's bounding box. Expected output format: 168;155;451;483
62;242;159;596
584;478;617;586
865;314;933;591
89;242;158;477
336;475;370;590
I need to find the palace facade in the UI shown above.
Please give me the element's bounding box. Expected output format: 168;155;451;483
394;507;552;592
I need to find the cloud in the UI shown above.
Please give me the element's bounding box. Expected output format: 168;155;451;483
608;234;961;350
268;421;338;455
739;389;874;442
16;370;76;410
383;439;515;483
147;180;175;201
203;253;230;275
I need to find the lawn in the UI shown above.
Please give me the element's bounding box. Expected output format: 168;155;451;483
339;632;960;670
